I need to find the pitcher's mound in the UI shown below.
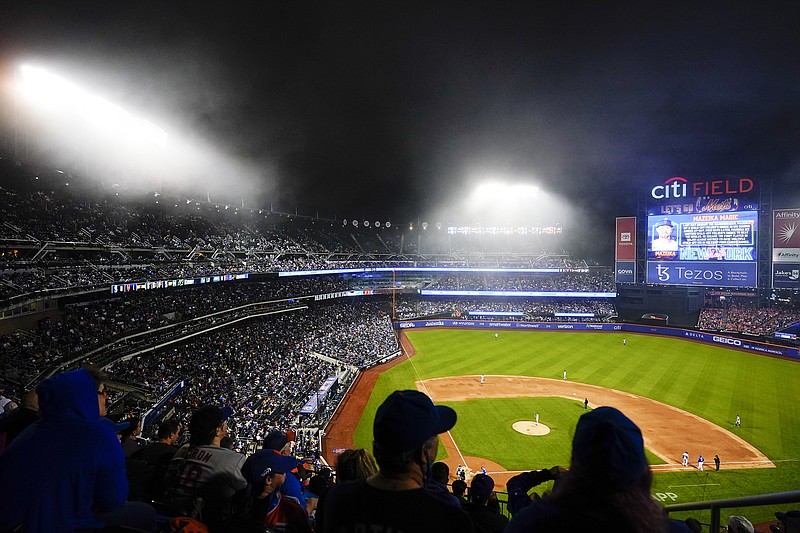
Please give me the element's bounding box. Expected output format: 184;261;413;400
513;421;550;435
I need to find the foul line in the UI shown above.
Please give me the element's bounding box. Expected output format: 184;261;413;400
402;343;469;468
669;483;721;488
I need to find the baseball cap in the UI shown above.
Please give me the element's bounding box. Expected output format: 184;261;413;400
470;473;495;505
242;450;298;490
189;405;232;445
570;406;648;489
373;390;456;453
263;428;296;450
656;219;673;228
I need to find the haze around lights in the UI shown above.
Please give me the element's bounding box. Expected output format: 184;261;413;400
11;64;269;203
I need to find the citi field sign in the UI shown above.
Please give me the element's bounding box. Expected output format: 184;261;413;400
651;176;755;200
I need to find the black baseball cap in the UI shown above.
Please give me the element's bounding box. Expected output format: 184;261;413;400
373;390;456;453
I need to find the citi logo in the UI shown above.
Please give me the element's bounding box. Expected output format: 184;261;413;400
712;336;742;346
651;177;688;200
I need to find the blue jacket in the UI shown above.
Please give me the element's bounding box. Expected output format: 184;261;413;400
0;369;128;532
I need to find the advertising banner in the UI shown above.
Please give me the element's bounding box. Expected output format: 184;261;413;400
647;261;757;287
772;263;800;289
645;176;758;288
615;261;636;283
773;209;800;263
395;320;799;358
615;217;637;261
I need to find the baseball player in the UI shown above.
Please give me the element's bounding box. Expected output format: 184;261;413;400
682;451;689;467
495;333;498;339
480;374;485;384
623;338;626;346
735;415;741;427
563;370;567;381
698;455;704;471
535;412;539;426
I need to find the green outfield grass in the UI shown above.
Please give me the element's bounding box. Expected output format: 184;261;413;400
351;329;800;523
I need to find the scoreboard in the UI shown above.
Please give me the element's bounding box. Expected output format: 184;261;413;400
645;177;758;288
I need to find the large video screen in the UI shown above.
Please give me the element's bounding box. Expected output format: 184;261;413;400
645;210;759;288
646;211;758;262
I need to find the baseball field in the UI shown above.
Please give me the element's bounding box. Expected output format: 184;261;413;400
326;328;800;524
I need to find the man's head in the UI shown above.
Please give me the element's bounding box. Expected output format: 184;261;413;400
243;451;298;496
451;479;467;498
189;405;230;446
263;428;296;454
570;406;649;490
655;219;674;239
157;419;180;444
372;390;456;476
469;473;495;505
430;461;450;484
83;366;110;418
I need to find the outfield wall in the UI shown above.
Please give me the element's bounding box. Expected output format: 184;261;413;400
395;320;800;359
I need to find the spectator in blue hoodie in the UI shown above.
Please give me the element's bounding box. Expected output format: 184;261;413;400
0;367;151;532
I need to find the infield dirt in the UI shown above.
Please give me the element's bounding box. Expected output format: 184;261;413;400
322;332;772;490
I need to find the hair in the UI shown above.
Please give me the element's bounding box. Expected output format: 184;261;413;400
336;448;378;483
119;416;141;440
431;461;449;484
157;419;180;440
550;468;668;533
84;366;109;390
451;479;467;498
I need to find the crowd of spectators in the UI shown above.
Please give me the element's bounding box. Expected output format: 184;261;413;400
698;302;800;336
395;297;615;321
425;271;614;292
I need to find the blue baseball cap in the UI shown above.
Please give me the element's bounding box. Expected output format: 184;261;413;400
373;390;456;453
570;406;648;489
242;450;298;491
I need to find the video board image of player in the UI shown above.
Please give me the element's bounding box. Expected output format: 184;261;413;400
647;211;758;261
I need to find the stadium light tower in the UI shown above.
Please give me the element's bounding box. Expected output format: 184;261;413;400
16;64;167;146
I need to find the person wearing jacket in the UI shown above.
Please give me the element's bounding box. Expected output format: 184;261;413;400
0;367;133;532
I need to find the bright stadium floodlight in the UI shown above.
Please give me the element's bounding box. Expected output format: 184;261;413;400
17;64;167;145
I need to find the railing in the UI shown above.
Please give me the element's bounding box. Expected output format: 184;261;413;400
665;490;800;531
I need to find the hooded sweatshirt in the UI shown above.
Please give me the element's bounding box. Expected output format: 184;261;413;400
0;368;128;532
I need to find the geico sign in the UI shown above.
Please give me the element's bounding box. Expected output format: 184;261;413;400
712;336;742;346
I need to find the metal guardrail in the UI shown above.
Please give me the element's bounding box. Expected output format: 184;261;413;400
665;490;800;531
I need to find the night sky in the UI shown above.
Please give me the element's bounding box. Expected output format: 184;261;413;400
1;1;799;260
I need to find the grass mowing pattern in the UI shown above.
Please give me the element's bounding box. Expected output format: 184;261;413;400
351;329;800;523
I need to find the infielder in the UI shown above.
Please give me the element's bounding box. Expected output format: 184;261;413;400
480;374;485;384
681;451;689;467
563;370;567;381
698;455;704;471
